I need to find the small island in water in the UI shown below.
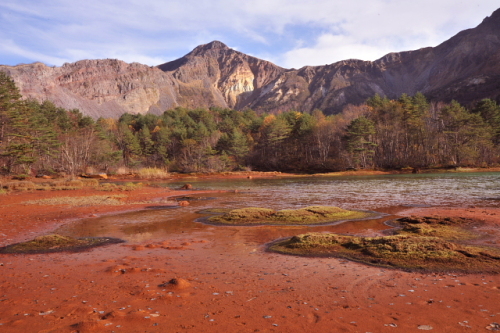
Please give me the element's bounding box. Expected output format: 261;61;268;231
203;206;377;226
270;216;500;273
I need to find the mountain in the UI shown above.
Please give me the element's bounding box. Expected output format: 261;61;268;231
0;60;179;119
1;9;500;118
157;41;285;111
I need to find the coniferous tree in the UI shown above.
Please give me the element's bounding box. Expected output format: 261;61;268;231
346;116;377;168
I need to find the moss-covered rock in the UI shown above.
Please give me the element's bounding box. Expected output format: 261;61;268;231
270;216;500;273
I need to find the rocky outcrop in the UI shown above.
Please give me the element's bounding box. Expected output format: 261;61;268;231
0;60;179;118
158;41;285;110
2;8;500;118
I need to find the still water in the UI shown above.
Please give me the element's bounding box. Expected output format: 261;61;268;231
57;172;500;243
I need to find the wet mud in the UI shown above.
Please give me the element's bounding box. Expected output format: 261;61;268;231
0;186;500;332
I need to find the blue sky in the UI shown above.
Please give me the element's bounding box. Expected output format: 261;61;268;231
1;1;499;69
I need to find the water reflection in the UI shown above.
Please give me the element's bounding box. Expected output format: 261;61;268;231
57;172;500;243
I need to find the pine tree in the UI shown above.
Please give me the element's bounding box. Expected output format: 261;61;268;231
346;116;377;168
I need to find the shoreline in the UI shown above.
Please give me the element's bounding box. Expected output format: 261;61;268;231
133;167;500;182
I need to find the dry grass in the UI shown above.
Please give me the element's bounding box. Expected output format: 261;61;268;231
136;167;170;179
0;177;118;194
97;182;143;191
3;181;36;191
270;216;500;273
24;195;127;206
1;178;101;192
207;206;376;225
80;178;99;187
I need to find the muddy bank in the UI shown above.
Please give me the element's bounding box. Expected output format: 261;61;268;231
0;189;500;332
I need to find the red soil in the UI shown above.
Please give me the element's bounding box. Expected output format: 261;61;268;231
1;187;500;332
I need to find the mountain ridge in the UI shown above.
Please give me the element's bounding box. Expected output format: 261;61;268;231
1;8;500;118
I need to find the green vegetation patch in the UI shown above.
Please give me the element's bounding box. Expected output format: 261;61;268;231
0;234;125;254
270;216;500;273
206;206;376;225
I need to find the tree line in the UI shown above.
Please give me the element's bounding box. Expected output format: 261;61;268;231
1;71;500;176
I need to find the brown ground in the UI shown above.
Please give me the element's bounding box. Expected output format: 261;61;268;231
1;184;500;332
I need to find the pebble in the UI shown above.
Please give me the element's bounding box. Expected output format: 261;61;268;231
486;323;500;331
459;321;471;328
263;315;272;319
417;325;433;330
39;310;54;316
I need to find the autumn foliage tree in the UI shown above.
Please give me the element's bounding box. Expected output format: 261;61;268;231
1;71;499;176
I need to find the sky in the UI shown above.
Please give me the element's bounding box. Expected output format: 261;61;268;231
1;1;499;69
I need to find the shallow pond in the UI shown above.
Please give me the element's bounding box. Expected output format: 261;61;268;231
57;172;500;244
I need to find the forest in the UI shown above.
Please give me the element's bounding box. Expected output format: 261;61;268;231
1;72;500;177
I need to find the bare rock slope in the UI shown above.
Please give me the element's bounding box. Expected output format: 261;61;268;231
2;8;500;118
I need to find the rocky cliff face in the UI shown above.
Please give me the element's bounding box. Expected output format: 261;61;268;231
2;8;500;118
0;60;180;118
158;41;286;110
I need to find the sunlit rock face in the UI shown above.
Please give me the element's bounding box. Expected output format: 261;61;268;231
158;41;285;110
2;8;500;118
0;59;179;118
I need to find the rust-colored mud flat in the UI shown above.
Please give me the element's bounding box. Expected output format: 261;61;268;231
1;189;500;332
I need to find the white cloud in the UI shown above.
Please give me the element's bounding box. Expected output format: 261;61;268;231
282;34;394;68
0;39;70;65
280;0;500;67
0;0;498;67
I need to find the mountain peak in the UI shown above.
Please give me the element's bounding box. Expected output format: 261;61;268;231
189;41;231;56
157;41;232;71
202;41;229;49
478;7;500;29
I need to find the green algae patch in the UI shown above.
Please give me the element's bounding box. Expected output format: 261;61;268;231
206;206;376;226
0;234;124;254
270;216;500;273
